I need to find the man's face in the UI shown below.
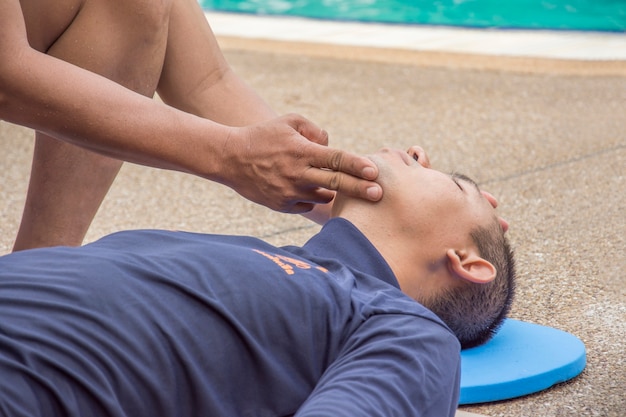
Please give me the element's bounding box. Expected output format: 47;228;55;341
366;148;500;246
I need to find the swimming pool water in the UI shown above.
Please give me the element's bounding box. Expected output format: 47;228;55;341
201;0;626;32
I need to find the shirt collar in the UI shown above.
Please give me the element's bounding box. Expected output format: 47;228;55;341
302;217;400;289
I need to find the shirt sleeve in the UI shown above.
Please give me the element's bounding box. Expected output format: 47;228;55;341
295;314;461;417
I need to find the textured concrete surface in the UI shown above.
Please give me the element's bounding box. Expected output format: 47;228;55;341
1;43;624;416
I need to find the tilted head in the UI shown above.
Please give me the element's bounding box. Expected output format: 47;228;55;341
332;147;516;348
426;213;516;348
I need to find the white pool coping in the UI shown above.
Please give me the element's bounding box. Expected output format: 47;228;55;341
205;11;626;61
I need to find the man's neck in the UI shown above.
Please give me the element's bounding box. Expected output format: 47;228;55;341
332;208;448;304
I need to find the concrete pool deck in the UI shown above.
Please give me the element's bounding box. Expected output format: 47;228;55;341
1;11;624;417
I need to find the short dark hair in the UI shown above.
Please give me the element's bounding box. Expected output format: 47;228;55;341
425;220;516;349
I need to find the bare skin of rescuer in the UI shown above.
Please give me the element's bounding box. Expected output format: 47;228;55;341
1;0;384;251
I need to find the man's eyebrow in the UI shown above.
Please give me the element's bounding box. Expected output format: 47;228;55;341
451;172;481;194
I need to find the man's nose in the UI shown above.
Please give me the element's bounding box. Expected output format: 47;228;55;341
481;190;499;208
407;146;431;168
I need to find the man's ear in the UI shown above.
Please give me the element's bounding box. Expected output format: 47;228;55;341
446;248;496;284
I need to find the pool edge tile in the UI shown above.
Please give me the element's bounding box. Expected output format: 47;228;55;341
205;11;626;63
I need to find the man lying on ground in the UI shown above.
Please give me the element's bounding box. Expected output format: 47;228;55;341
0;147;515;417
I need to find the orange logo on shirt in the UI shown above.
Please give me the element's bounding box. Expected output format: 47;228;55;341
252;249;328;276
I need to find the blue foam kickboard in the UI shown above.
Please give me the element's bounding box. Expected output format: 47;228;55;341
459;319;586;404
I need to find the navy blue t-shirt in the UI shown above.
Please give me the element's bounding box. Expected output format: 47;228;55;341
0;218;460;417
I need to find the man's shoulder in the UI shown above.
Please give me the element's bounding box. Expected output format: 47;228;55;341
366;305;458;343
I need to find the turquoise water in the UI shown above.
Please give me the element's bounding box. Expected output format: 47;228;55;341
201;0;626;32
